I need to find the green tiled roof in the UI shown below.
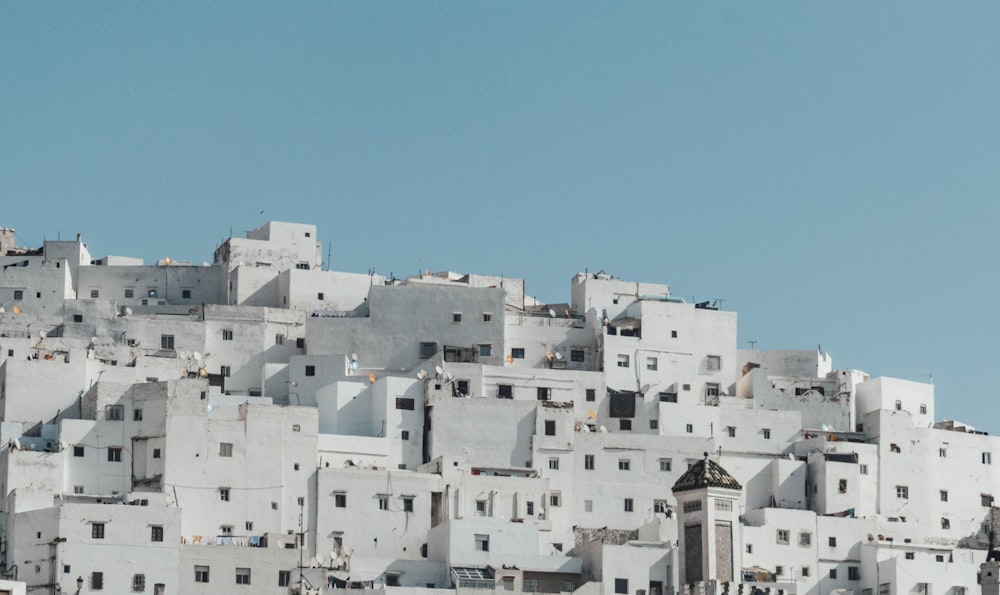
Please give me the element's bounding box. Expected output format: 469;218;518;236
671;456;742;493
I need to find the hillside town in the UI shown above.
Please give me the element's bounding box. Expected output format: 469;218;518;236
0;221;997;595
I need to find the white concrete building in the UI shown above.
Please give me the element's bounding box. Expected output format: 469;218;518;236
0;221;998;595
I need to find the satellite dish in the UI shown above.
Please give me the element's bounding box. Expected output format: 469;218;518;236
193;352;203;362
350;361;360;371
599;425;608;433
198;368;208;377
351;353;359;362
434;365;444;376
11;306;20;314
39;330;47;339
417;370;428;380
12;439;21;450
164;257;172;266
581;425;590;433
90;337;98;345
368;373;376;383
124;307;133;316
545;351;554;361
0;306;5;313
588;410;596;419
548;308;556;318
506;355;514;364
206;403;215;413
444;372;454;382
554;352;563;360
350;457;361;466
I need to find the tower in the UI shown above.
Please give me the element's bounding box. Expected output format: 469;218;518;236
671;453;743;587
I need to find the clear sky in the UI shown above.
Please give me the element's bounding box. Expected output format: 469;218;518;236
3;4;999;432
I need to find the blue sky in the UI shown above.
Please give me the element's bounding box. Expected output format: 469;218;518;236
3;4;999;431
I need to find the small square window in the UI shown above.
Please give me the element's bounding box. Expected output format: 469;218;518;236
618;458;631;471
549;491;561;507
544;420;556;436
160;334;174;350
220;488;230;501
776;529;789;544
586;388;596;401
74;445;85;457
705;383;720;397
615;579;628;594
147;289;158;298
830;569;837;579
671;330;678;338
571;350;585;362
133;409;143;421
548;457;559;470
727;426;736;438
419;341;437;358
584;454;595;470
305;365;315;376
13;290;23;300
624;498;634;512
646;357;658;370
124;288;134;298
649;419;658;429
151;525;164;542
107;447;122;462
296;337;305;349
537;387;550;401
220;365;231;377
659;458;672;472
153;448;161;459
219;443;233;457
90;289;99;298
763;428;772;439
378;495;389;510
482;313;492;322
182;289;192;299
403;497;414;512
498;384;513;399
848;567;860;580
686;423;693;433
617;354;630;368
584;499;593;512
983;494;994;507
905;552;915;560
317;292;324;300
474;533;490;552
335;493;346;507
619;419;632;431
706;355;721;371
92;523;105;539
222;329;233;341
452;312;463;323
896;486;909;499
479;344;492;357
659;392;678;403
511;348;525;359
73;314;83;323
401;430;410;440
235;567;251;585
195;565;210;583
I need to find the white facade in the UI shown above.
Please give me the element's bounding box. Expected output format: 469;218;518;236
0;221;996;595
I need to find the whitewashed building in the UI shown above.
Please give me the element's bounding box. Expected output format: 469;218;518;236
0;222;997;595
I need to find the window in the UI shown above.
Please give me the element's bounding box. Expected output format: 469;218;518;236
646;357;658;370
279;570;291;587
659;392;678;403
763;428;771;439
220;488;230;501
91;572;104;590
942;518;950;529
983;494;994;507
235;567;251;585
474;533;490;552
746;544;753;554
125;288;134;298
296;338;305;349
334;493;346;507
524;579;540;593
775;566;783;576
132;573;145;591
705;383;720;397
526;501;535;515
896;485;909;499
92;523;105;539
706;355;721;371
776;529;789;544
160;335;174;350
940;490;948;502
671;330;678;338
482;313;492;322
294;463;300;471
219;443;233;457
617;354;629;368
107;447;122;462
402;497;414;512
221;329;234;341
88;289;99;299
659;458;672;472
726;426;736;438
618;458;631;471
498;384;513;399
548;457;559;470
839;479;848;493
615;579;628;594
619;419;632;431
195;566;210;583
304;365;316;377
799;532;811;546
220;365;231;377
848;567;860;580
221;525;233;535
479;344;492;357
801;567;810;578
419;342;437;358
890;443;901;453
584;454;595;470
378;495;389;510
830;569;838;579
586;388;595;401
73;314;84;323
905;552;915;560
452;312;463;323
940;448;947;458
544;420;556;436
317;292;324;301
584;499;593;512
106;405;124;420
571;350;585;362
182;289;192;299
920;404;927;414
936;555;944;562
396;397;415;410
456;379;469;394
895;400;902;411
536;387;550;401
624;498;634;512
401;430;410;440
511;348;525;359
133;408;143;421
74;445;85;457
550;491;561;507
475;500;487;516
151;525;163;542
153;448;161;459
984;452;993;465
828;536;837;547
683;501;702;512
860;464;869;475
13;290;23;300
685;423;693;433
